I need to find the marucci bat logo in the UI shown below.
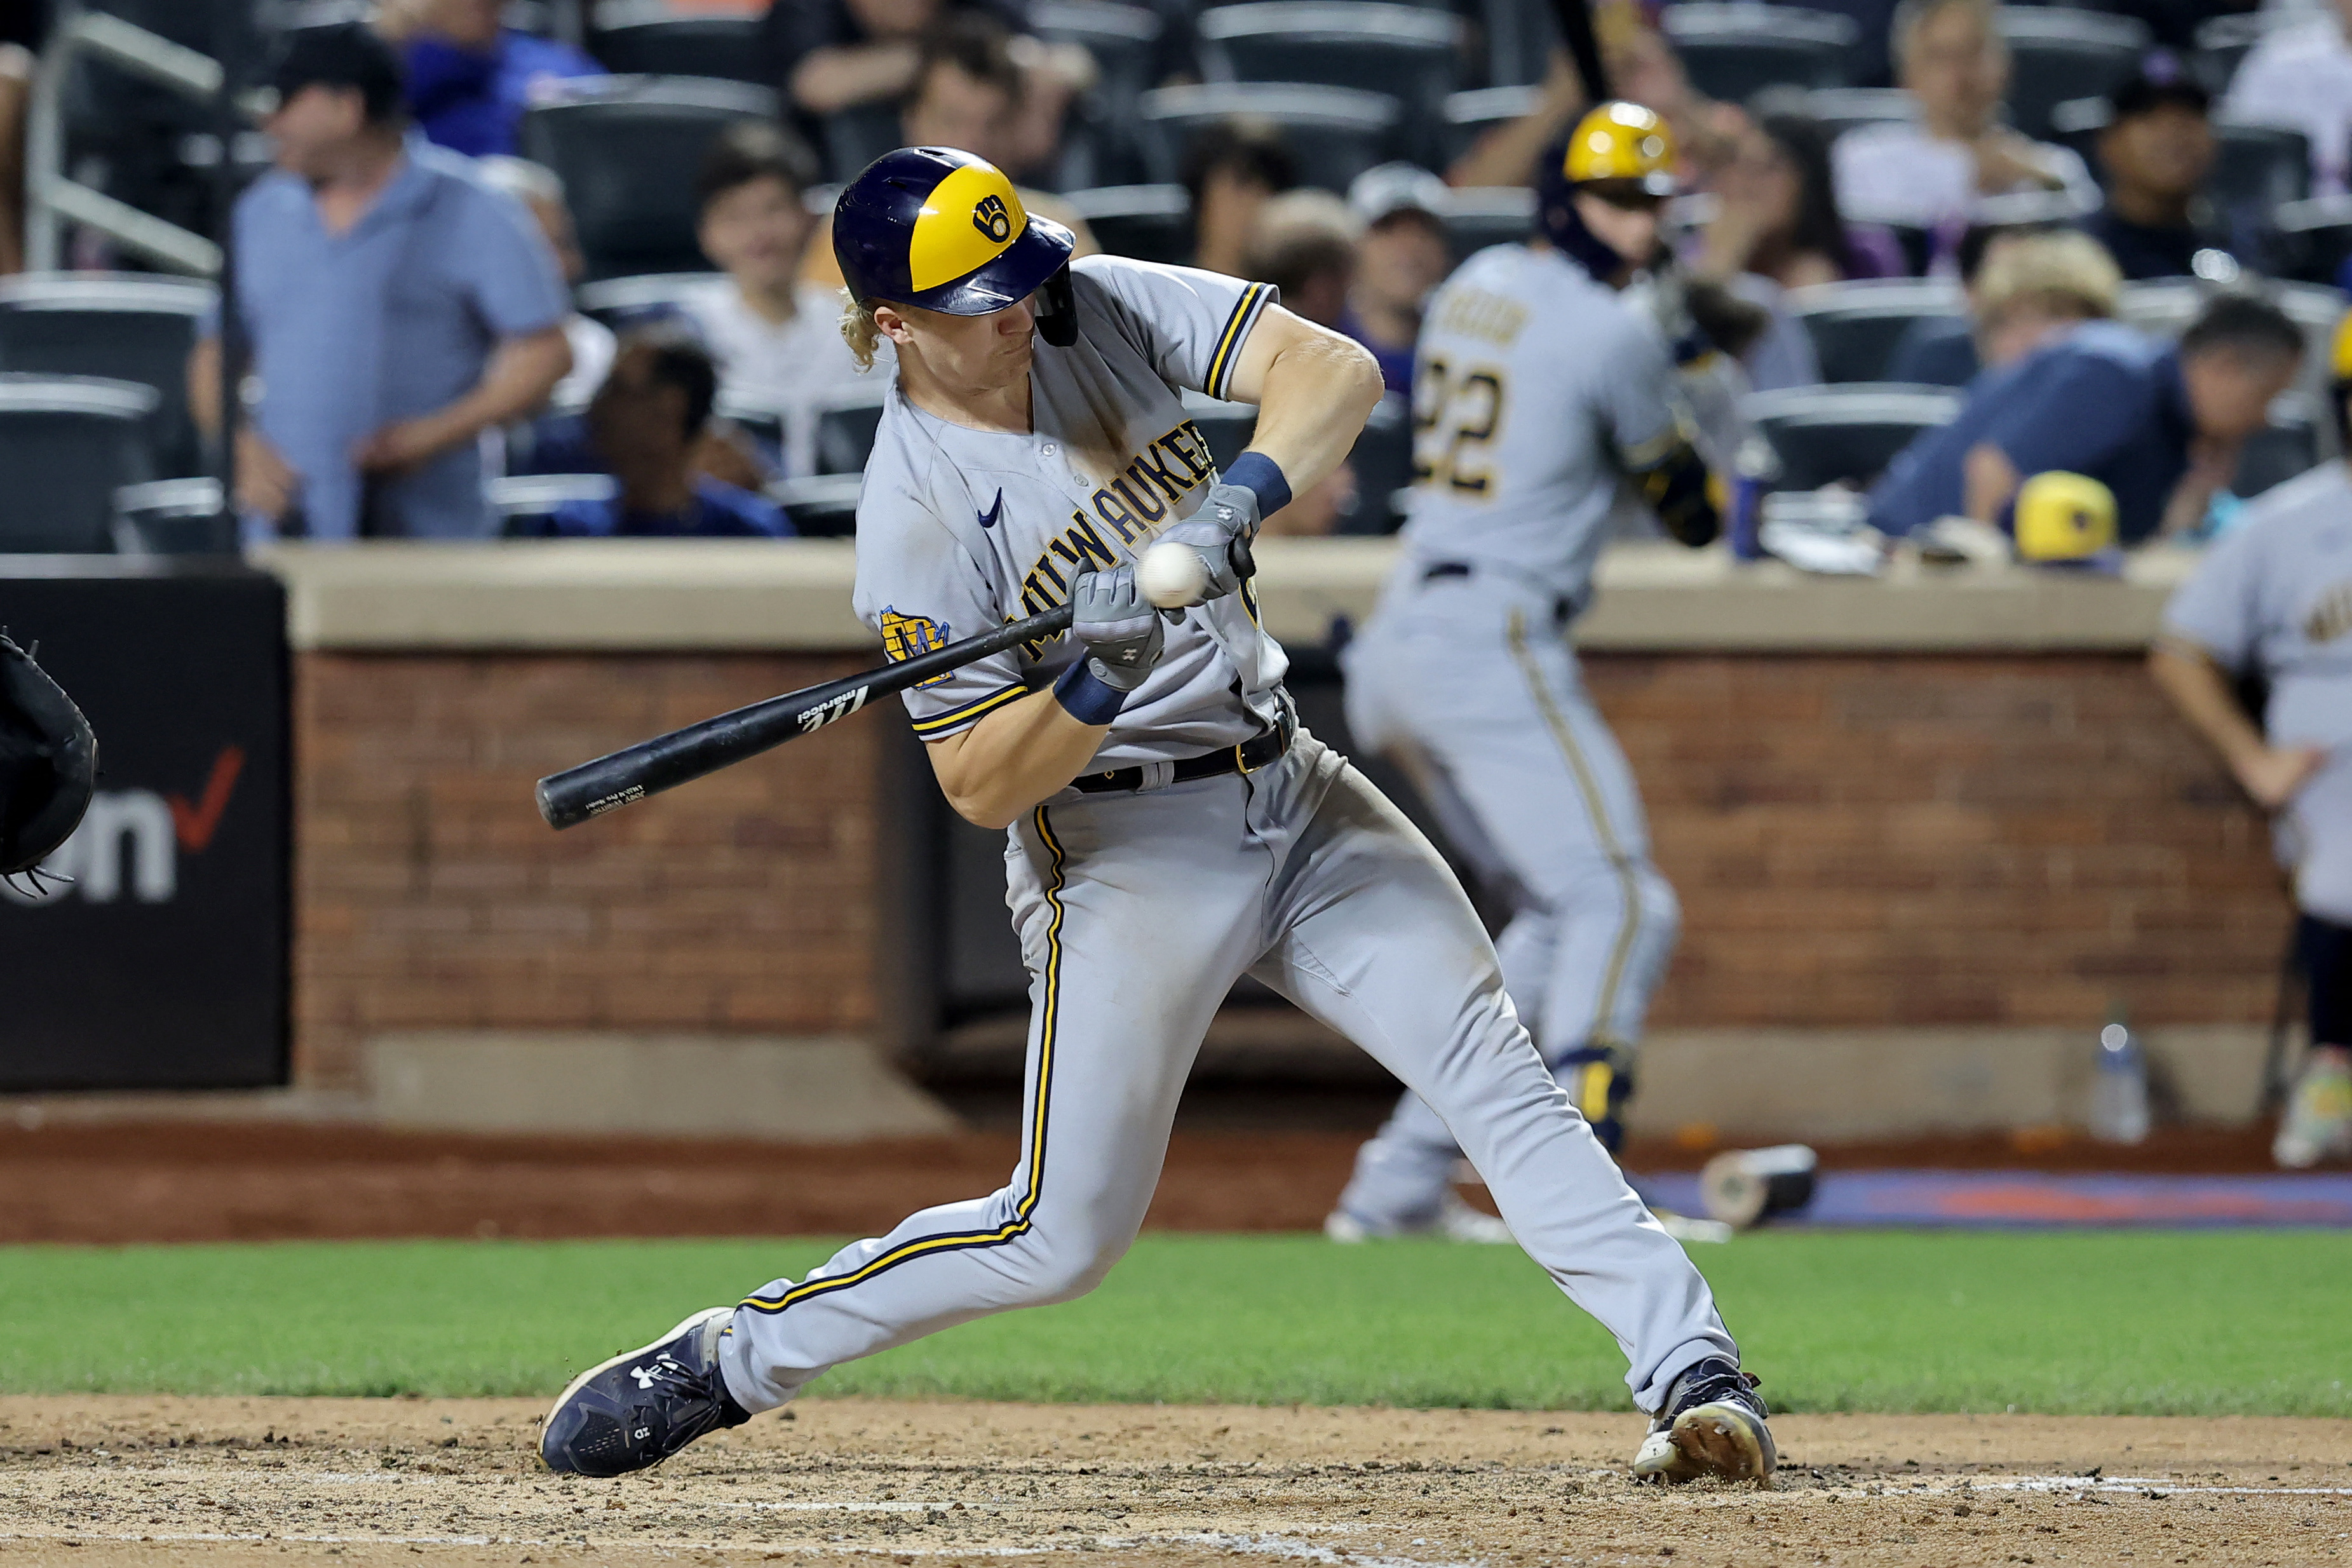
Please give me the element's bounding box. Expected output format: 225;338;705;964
797;686;870;733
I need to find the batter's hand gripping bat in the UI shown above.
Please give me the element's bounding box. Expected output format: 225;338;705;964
534;602;1074;830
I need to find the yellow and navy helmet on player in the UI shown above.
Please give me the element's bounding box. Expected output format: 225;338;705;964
1564;102;1678;196
832;146;1079;342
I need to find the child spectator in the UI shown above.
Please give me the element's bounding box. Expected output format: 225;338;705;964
677;121;887;478
2081;55;2242;280
378;0;604;159
534;330;792;538
1243;191;1359;331
1343;165;1453;395
1833;0;2098;232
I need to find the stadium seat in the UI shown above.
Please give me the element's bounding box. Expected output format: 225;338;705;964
490;473;616;537
2268;196;2352;288
820;105;907;188
1661;5;1858;102
1341;391;1416;534
0;273;213;479
1800;87;1916;142
1442;187;1536;259
520;78;779;280
1033;0;1170;184
815;386;890;476
1744;383;1963;490
1138;84;1401;193
1477;0;1553;86
574;272;718;334
1198;3;1459;161
113;476;228;554
1997;10;2148;142
0;375;160;553
1785;279;1968;384
1440;86;1536;168
2210;122;2311;213
770;474;863;538
2233;396;2322;499
1064;185;1194;266
587;15;770;84
2191;13;2269;95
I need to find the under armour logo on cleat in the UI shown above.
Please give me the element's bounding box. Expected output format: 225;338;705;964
630;1366;659;1389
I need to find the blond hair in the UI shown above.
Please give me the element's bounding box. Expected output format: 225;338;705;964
841;290;884;372
1975;230;2123;326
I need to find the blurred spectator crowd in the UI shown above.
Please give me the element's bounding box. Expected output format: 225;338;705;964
0;0;2345;547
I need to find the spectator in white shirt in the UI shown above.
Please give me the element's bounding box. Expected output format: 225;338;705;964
1832;0;2099;234
2222;0;2352;197
679;120;886;478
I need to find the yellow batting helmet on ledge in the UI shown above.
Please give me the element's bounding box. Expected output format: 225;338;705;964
2014;471;2119;562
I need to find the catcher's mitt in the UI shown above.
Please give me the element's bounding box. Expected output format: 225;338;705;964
0;632;98;881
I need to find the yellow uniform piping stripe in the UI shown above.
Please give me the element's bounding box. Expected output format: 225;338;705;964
740;806;1067;1315
1205;283;1269;402
1503;607;1643;1048
908;680;1028;737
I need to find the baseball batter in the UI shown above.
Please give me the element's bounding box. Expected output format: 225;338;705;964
540;145;1774;1487
1329;105;1722;1241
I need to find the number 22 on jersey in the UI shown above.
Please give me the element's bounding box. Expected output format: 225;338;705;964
1414;358;1508;496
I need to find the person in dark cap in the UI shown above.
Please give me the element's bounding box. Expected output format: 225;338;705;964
186;22;572;541
2078;53;2241;282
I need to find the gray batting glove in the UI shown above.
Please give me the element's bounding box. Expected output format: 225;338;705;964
1150;481;1260;602
1070;565;1165;692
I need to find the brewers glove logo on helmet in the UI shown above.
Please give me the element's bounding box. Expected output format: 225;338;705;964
972;193;1012;243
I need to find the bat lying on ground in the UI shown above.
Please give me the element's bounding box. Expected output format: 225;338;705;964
535;602;1075;830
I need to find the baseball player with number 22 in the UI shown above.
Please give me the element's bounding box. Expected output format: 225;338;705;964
538;145;1774;1489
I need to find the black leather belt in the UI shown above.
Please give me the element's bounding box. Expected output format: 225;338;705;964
1071;697;1297;795
1421;560;1574;627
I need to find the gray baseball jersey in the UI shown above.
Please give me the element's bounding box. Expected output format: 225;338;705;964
1336;243;1688;1232
1394;244;1684;607
715;252;1743;1418
2163;461;2352;923
852;255;1283;766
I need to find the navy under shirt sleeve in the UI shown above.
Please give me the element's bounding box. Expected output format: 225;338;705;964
1974;353;2153;479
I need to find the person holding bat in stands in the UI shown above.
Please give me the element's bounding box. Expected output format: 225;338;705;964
536;145;1777;1490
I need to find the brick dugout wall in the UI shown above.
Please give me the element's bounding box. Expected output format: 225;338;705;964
291;649;2292;1088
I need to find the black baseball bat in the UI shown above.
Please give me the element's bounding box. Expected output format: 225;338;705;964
535;602;1074;830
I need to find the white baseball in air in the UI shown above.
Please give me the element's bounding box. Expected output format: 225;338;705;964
1138;540;1208;609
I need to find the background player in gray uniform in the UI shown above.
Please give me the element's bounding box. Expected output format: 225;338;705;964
540;145;1776;1488
1330;105;1724;1242
2153;311;2352;1169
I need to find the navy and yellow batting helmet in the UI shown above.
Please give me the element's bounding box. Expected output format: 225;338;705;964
833;147;1076;319
1564;102;1677;196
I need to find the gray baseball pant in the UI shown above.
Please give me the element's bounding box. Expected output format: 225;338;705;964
1334;569;1680;1229
717;729;1734;1414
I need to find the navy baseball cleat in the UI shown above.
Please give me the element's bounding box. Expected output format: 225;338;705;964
1629;1358;1776;1485
541;1306;752;1476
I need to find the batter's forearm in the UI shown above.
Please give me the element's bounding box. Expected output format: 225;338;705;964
1224;314;1384;498
925;687;1109;830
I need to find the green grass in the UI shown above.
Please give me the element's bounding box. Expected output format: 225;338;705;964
1;1232;2345;1416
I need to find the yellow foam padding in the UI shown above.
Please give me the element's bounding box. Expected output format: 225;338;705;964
2332;308;2352;381
2015;470;2118;561
1564;102;1675;183
908;163;1029;294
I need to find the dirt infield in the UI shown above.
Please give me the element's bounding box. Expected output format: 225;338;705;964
0;1121;2288;1245
1;1397;2345;1567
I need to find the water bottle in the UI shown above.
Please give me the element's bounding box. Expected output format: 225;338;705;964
2090;1022;2151;1145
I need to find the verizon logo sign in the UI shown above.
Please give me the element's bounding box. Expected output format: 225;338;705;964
3;746;244;908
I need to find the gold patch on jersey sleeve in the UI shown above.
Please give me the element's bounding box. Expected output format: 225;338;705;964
880;608;954;687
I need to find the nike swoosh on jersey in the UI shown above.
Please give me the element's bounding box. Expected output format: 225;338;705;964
978;490;1004;529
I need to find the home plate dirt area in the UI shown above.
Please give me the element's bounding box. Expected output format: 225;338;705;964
3;1398;2348;1567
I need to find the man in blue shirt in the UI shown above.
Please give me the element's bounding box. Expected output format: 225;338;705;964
1868;294;2304;544
381;0;605;159
188;24;573;541
534;330;792;539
